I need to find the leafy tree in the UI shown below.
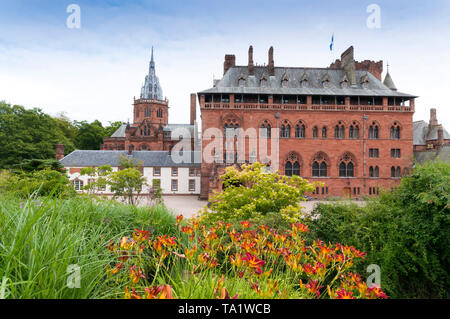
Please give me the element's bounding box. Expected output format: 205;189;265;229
199;162;317;226
0;102;74;169
107;168;147;205
80;165;112;194
74;120;106;150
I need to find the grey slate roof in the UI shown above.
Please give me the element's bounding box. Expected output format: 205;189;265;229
199;66;416;98
383;72;397;90
60;150;201;167
414;146;450;164
110;124;127;138
413;120;450;145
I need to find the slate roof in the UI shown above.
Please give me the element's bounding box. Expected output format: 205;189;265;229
414;146;450;164
413;120;450;145
199;66;416;98
60;151;201;167
110;124;127;138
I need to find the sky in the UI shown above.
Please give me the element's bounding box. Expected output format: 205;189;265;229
0;0;449;129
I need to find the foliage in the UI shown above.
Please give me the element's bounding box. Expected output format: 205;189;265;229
106;217;387;299
80;165;112;194
307;161;450;298
108;168;147;205
0;101;125;169
199;162;316;227
0;168;76;199
11;159;65;173
0;102;75;169
0;196;177;299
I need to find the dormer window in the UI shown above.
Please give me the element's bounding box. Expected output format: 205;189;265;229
260;76;268;87
281;73;289;88
300;72;308;88
360;74;370;89
322;74;330;88
238;75;246;87
339;74;348;88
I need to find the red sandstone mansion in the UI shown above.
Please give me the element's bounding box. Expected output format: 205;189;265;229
198;46;417;199
61;45;449;200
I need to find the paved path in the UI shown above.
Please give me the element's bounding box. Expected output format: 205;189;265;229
137;196;366;219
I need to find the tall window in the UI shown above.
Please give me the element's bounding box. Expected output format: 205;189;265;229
339;162;354;177
281;123;291;138
285;161;300;176
189;180;195;192
349;124;359;139
335;123;345;139
322;126;327;138
369;123;379;139
390;123;401;140
312;161;327;177
391;166;401;178
369;166;379;178
171;179;178;191
157;109;163;118
144;108;151;117
313;126;318;138
171;167;178;177
260;120;271;138
295;122;305;138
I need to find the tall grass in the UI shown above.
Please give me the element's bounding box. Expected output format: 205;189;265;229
0;194;176;299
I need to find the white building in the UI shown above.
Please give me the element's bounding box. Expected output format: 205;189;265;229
59;150;201;195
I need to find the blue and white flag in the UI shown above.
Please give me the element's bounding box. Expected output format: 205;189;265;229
330;33;334;51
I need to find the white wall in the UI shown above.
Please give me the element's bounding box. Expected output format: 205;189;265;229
66;166;200;195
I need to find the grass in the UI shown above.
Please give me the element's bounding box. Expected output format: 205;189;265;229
0;194;177;299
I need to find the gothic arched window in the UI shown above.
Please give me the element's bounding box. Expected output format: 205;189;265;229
322;126;327;138
313;126;318;138
390;122;401;140
157;109;163;118
295;121;306;138
369;122;379;139
281;122;291;138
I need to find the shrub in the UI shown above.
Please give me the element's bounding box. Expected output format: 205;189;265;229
0;168;76;198
308;161;450;298
199;163;316;227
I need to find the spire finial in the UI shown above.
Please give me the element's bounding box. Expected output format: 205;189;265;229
151;46;154;62
386;61;390;73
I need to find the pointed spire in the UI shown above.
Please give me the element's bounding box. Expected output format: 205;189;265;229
383;64;397;91
141;46;163;100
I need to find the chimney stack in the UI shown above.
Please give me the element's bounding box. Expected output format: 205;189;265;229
268;46;275;76
56;144;64;161
341;46;356;86
248;45;254;75
190;93;197;125
224;54;236;75
429;108;438;127
437;125;444;150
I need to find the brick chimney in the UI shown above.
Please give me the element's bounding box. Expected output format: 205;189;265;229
224;54;235;75
268;46;275;76
429;108;438;126
56;144;64;160
341;46;356;86
437;125;444;150
190;93;197;125
248;45;254;75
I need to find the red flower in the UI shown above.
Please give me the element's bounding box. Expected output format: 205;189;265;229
242;252;266;274
240;220;252;229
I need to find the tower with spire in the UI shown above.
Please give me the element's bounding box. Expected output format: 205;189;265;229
141;47;164;100
383;63;397;91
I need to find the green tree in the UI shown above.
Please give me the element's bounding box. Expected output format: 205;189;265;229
80;165;112;194
104;121;124;137
107;168;147;205
0;102;74;169
74;120;106;150
199;162;317;226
